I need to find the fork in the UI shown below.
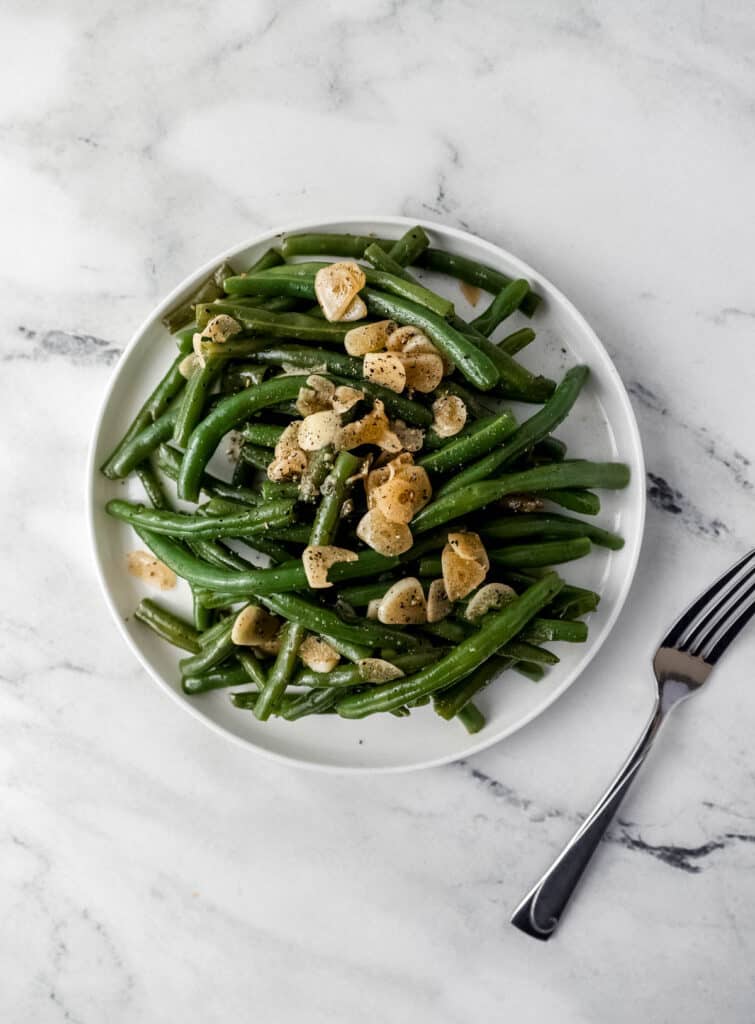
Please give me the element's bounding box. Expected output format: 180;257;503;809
511;548;755;940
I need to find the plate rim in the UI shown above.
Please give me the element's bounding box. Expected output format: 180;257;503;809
87;214;646;774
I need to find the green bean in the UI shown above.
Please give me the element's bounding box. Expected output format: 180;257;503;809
254;620;304;720
388;225;430;265
319;635;373;664
337;579;402;606
498;570;600;614
414;461;630;534
106;498;296;539
279;687;344;721
238;443;272;471
174;327;196;356
161;260;236;333
105;395;185;480
364;242;452;319
310;451;361;546
281;233;393;259
192;588;214;631
177;374;310;502
438;366;590;496
236;650;268;688
202;495;256;515
259;593;421;652
179;615;238;677
250;343;360;377
154;444;260;506
221;362;267;394
181;662;253;694
470;279;530;337
422;618;471;643
196;613;234;648
135;461;170;510
432;656;510;720
412;249;541;318
188;536;253;571
299;445;335;503
294;651;442;689
498;327;537;356
513;661;545;682
246;247;284;274
481;513;624;550
502;641;559;665
264;525;311;543
242;422;285;447
435;380;504;419
260;480;300;502
336;572;562;718
539;489;601;515
452;316;555;401
529;437;568;466
521;618;588;643
488;537;592;568
173;358;223;448
134;599;201;653
418;412;517;475
457;702;485;733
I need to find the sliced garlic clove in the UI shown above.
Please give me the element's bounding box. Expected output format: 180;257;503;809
302;545;358;589
344;319;397;356
377;577;427;624
298;410;341;451
362;352;407;393
366;599;382;620
356;507;413;556
465;583;518;622
399;352;444;393
314;261;366;322
441;545;487;602
358;658;405;682
231;605;281;646
296;374;335;416
332;385;364;414
339;295;368;322
203;313;241;344
447;531;489;570
392;420;425;453
432;394;467;438
426;579;452;622
179;353;201;378
386;324;428;352
299;635;341;673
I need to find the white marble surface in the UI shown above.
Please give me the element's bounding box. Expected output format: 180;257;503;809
2;1;755;1019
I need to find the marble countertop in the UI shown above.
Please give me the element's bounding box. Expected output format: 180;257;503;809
3;2;754;1019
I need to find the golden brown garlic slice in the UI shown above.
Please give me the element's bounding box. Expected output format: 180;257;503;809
426;579;452;622
358;658;406;682
332;385;364;414
447;531;489;570
362;352;407;393
432;394;467;438
356;508;413;556
302;545;358;589
231;605;281;647
203;314;241;344
267;420;307;480
399;352;444;393
314;261;366;322
377;578;427;625
296;374;335;416
465;583;518;622
344;319;397;356
299;636;341;673
298;410;341;451
441;543;488;602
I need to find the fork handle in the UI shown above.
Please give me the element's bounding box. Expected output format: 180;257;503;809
511;700;663;940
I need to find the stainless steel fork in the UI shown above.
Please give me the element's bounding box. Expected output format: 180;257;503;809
511;548;755;940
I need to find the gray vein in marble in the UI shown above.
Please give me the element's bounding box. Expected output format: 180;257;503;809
458;762;754;874
7;326;122;366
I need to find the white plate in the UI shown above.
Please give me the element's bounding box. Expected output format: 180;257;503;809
88;216;645;773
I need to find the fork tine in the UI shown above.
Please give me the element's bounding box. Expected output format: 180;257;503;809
684;577;755;655
662;549;755;650
701;583;755;664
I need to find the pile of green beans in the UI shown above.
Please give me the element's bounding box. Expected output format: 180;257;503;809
102;225;631;733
